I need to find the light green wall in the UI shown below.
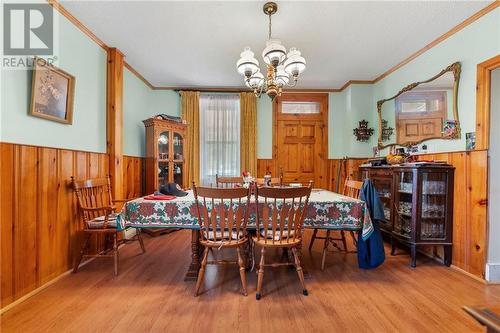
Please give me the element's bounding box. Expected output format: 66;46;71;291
328;85;375;158
257;96;272;158
1;9;107;153
329;90;348;158
257;88;374;159
123;68;180;157
373;7;500;155
257;7;499;159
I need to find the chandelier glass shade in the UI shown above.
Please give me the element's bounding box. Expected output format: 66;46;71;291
236;2;306;99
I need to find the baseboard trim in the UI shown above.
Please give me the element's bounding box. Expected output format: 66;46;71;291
450;265;486;284
0;240;137;314
0;258;95;315
485;263;500;283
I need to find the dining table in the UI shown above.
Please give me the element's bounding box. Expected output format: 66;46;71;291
117;189;374;280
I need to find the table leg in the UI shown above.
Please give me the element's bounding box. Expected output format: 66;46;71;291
184;229;201;281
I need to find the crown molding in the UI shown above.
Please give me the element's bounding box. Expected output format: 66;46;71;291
47;0;499;93
47;0;109;51
124;62;154;89
373;1;500;83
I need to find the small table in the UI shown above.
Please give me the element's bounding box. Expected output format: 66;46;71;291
118;189;373;280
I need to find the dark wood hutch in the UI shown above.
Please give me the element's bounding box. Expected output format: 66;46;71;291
360;164;455;267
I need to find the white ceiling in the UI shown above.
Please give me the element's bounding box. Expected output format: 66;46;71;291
61;0;492;89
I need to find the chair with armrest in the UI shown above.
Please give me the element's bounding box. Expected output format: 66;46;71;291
71;176;145;275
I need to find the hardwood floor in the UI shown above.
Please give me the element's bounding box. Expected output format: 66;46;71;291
2;230;499;333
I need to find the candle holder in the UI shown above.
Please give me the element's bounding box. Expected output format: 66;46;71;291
353;120;374;142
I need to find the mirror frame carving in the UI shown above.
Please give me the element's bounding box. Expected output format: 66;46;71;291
376;62;461;149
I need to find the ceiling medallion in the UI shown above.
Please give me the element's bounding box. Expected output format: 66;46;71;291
236;2;306;100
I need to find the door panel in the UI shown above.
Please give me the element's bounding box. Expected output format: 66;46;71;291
275;93;328;187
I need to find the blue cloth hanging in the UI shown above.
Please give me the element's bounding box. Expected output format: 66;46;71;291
357;179;386;269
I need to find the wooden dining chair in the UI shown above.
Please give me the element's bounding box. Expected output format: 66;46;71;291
309;177;363;270
253;182;313;300
215;174;244;188
71;176;146;276
192;183;251;296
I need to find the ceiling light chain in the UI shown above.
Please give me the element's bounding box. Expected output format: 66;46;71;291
268;11;272;40
236;2;306;100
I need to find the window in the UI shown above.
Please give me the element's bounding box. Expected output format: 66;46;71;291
396;91;447;114
281;101;320;114
199;94;240;186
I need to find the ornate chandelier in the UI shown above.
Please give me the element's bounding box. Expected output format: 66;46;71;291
236;2;306;100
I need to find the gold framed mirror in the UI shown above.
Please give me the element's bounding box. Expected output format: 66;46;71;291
377;62;461;149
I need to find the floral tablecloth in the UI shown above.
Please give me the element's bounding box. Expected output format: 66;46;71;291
117;190;374;241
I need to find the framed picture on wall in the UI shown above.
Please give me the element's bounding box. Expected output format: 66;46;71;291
29;57;75;124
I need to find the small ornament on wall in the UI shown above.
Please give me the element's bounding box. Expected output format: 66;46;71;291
381;119;394;142
353;120;374;142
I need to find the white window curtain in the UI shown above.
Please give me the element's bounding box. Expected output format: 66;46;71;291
199;94;241;186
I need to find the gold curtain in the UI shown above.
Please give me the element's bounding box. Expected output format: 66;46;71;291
181;91;200;187
239;92;257;177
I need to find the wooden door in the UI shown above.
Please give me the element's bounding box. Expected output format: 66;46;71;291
274;93;328;188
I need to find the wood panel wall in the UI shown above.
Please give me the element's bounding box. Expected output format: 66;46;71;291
258;152;488;278
257;158;367;192
0;143;108;308
122;155;144;199
414;150;488;278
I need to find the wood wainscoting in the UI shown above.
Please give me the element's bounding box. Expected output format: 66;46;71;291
258;150;488;279
122;155;144;199
414;150;488;278
0;143;109;308
257;158;367;192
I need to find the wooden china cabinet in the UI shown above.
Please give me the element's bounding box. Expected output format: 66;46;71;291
143;117;187;194
359;166;395;234
360;164;454;268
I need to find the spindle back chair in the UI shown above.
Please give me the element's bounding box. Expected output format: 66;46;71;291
215;174;244;188
313;177;364;270
192;183;251;296
343;178;363;199
71;176;145;276
253;182;313;300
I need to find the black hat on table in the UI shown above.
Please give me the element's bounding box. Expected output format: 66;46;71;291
159;183;188;197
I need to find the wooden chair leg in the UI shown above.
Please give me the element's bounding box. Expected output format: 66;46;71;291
256;247;265;300
349;231;357;249
194;247;209;297
73;233;91;273
292;247;308;296
136;228;146;253
113;233;119;276
309;229;318;251
340;230;348;252
321;230;331;271
236;247;248;296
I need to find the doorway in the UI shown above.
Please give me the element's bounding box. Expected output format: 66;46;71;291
273;93;328;188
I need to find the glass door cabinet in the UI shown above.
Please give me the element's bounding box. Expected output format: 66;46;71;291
143;117;187;194
361;163;454;268
360;167;394;233
391;165;454;268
